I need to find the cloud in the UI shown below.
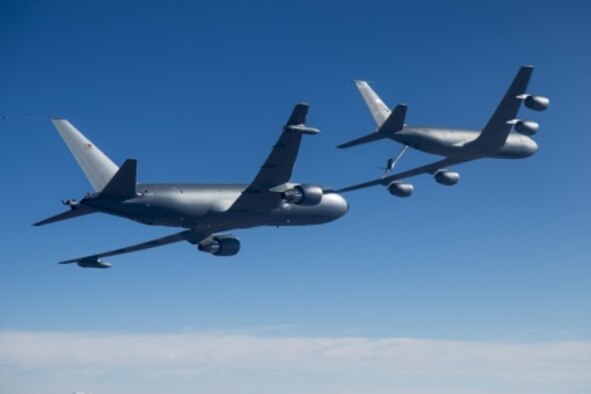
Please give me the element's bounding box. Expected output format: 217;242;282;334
1;331;590;394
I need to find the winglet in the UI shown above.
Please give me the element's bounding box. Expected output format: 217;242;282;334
98;159;137;199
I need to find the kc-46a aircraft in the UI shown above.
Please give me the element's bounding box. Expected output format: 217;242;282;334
337;65;548;196
35;104;348;268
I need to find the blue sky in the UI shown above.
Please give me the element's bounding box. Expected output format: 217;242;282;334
1;1;590;393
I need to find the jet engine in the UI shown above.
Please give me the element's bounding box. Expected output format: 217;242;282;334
434;170;460;186
282;184;323;206
514;120;539;136
198;235;240;256
523;95;549;111
387;181;413;197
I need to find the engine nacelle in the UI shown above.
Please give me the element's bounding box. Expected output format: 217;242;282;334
282;184;323;206
523;95;549;111
434;170;460;186
514;120;539;136
387;181;413;197
198;235;240;256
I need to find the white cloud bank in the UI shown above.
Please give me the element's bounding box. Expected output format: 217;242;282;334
1;331;590;394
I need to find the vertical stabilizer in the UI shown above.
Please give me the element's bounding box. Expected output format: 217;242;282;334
51;119;119;191
354;81;391;127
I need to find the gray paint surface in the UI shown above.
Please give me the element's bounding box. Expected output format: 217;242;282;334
36;104;348;267
338;66;545;193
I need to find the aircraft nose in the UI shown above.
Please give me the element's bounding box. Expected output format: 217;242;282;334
323;192;349;220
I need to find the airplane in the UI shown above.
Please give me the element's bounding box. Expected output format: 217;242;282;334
35;104;349;268
336;65;548;196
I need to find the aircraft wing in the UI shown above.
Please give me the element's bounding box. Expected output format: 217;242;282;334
59;229;208;267
230;103;319;211
467;65;533;149
337;157;474;193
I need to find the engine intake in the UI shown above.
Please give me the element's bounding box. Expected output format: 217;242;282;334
434;170;459;186
198;235;240;256
282;184;323;206
514;120;539;136
387;181;413;197
523;95;549;111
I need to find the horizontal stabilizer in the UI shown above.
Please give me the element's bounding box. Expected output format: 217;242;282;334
34;205;98;226
338;103;406;149
98;159;137;199
337;132;386;149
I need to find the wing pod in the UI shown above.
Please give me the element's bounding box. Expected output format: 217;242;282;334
521;95;549;111
198;235;240;256
387;181;413;197
61;256;112;269
514;120;539;136
434;170;460;185
282;184;323;206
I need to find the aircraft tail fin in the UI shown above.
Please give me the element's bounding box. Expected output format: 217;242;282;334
354;80;391;126
98;159;137;199
51;119;119;192
337;104;407;149
379;104;407;133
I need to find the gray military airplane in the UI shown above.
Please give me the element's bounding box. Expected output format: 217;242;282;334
35;104;348;268
337;65;548;196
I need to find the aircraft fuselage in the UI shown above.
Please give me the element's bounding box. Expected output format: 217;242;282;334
83;183;349;232
391;127;538;159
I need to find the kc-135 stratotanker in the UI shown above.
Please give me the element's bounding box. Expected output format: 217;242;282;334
337;65;547;196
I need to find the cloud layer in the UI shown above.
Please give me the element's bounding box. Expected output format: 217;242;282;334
1;331;590;394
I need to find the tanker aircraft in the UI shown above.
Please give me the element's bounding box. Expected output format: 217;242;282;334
35;104;348;268
337;65;548;196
